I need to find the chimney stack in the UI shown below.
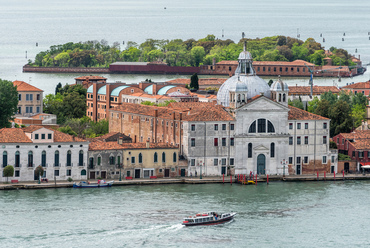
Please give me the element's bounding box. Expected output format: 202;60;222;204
146;140;150;148
118;136;123;145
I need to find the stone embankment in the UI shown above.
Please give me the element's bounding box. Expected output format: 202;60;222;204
2;174;370;190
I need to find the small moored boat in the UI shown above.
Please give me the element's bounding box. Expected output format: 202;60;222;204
73;180;114;188
182;212;236;226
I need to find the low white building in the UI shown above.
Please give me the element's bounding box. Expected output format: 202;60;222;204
0;126;89;182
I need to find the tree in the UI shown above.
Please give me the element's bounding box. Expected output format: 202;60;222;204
190;46;205;66
55;82;62;95
58;125;78;136
307;96;320;113
314;99;331;118
34;166;44;181
268;79;273;87
288;98;304;110
190;73;199;90
3;165;14;183
0;79;18;128
351;104;366;128
329;100;353;137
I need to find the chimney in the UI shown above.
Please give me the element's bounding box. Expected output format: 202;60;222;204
146;140;150;148
118;136;123;145
154;109;158;117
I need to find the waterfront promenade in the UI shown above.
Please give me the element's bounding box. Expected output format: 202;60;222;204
2;173;370;190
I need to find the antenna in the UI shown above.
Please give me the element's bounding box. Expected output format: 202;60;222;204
242;32;246;51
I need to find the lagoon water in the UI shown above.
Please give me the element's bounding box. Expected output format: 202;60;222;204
1;0;370;94
1;182;370;247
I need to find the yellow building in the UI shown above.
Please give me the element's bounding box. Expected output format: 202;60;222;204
13;80;43;116
88;139;184;179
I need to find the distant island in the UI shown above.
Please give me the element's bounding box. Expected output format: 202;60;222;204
26;35;356;69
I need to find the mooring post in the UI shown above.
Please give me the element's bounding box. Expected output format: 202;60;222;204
230;175;232;185
223;174;224;184
255;174;257;185
343;170;345;180
267;174;269;184
317;171;319;181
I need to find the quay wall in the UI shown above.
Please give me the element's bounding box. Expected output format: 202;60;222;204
23;65;110;74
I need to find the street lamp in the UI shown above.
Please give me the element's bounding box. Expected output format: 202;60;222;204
117;163;123;181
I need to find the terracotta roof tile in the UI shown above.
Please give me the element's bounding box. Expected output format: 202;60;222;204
166;78;227;86
23;125;86;142
341;81;370;89
89;141;177;151
13;81;43;92
288;106;329;120
0;128;32;143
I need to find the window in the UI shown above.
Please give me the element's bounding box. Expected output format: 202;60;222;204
54;170;59;177
323;136;327;144
191;138;195;147
289;137;293;145
18;107;21;114
214;158;218;166
79;150;84;166
2;151;7;167
296;157;301;164
304;156;308;164
297;123;301;129
98;156;101;166
18;94;21;101
249;121;256;133
304;136;308;144
66;169;71;176
54;151;59;167
230;124;234;130
66;150;72;166
221;158;226;165
222;124;226;130
289;123;293;130
230;158;234;165
139;153;143;163
289;157;293;164
154;152;158;163
109;156;115;165
36;106;40;113
15;151;20;167
230;138;234;146
352;151;355;157
258;119;266;133
131;156;135;164
270;143;275;158
359;151;364;158
35;134;39;140
173;152;177;163
214;124;218;131
41;134;45;139
248;143;252;158
331;156;335;162
297;136;301;145
323;122;327;129
15;171;20;177
162;152;166;163
322;156;327;164
191;159;195;166
337;138;339;144
214;138;218;146
37;94;40;101
305;123;308;129
28;151;33;167
81;169;86;176
222;138;226;146
191;124;195;131
267;121;275;133
48;134;52;139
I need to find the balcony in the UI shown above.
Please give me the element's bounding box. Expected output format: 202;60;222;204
53;163;61;167
66;163;73;167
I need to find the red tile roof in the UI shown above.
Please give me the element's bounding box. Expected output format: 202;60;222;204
23;125;86;142
89;141;178;151
167;78;227;86
13;81;43;92
0;128;32;143
288;86;340;94
288;106;329;120
339;130;370;150
341;81;370;89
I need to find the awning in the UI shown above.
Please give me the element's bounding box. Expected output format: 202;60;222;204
361;162;370;169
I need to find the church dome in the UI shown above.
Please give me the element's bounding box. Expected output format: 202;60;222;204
217;47;271;107
271;76;289;92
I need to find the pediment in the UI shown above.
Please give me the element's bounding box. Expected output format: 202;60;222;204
253;144;269;151
236;96;289;112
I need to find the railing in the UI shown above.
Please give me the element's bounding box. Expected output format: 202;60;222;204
54;163;61;167
79;162;85;167
88;164;94;169
66;163;73;167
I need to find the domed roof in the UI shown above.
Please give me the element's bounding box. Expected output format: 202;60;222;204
270;76;289;92
217;47;271;107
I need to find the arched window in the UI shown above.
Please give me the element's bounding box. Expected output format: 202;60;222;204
154;152;158;163
248;143;252;158
270;143;275;158
279;93;282;102
3;151;7;167
162;152;166;163
81;169;86;176
283;94;286;102
109;156;115;165
67;150;72;166
41;151;46;167
28;151;33;167
249;121;256;133
54;151;59;167
173;152;177;163
89;157;94;169
79;150;84;166
258;119;266;133
267;120;275;133
15;151;20;167
139;153;143;163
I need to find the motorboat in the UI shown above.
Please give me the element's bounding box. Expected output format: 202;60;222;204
182;212;236;226
73;180;114;188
